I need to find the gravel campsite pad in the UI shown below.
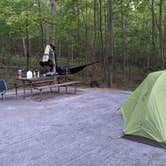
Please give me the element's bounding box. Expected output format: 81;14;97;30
0;89;166;166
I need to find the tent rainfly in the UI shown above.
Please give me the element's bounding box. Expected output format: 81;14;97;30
120;70;166;144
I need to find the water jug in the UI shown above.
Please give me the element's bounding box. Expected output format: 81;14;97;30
26;70;32;79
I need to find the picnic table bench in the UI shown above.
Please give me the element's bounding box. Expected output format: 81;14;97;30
33;81;81;101
15;76;81;100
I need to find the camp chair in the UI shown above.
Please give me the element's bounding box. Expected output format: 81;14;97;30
0;80;7;100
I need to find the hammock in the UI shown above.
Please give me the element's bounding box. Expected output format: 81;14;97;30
39;44;98;75
39;61;96;75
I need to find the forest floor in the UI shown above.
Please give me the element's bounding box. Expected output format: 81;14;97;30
0;88;166;166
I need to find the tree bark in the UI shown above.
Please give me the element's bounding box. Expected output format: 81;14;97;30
50;0;56;73
120;0;126;73
37;0;45;50
26;26;30;70
22;38;26;57
85;0;88;62
159;0;164;66
151;0;156;67
98;0;104;57
163;4;166;63
50;0;56;45
93;0;97;54
107;0;114;87
76;0;80;56
45;0;49;44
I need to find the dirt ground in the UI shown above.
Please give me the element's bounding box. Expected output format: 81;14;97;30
0;88;166;166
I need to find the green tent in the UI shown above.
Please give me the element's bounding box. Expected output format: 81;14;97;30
120;70;166;144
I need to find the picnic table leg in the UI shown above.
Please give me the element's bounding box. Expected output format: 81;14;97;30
1;94;3;100
65;86;68;93
14;83;18;99
49;87;53;97
16;87;17;98
74;85;77;94
40;89;42;101
23;81;26;99
58;87;60;93
30;84;33;96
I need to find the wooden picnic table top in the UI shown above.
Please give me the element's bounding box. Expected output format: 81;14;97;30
17;75;64;83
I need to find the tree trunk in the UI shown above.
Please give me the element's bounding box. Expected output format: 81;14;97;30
93;0;97;55
76;0;80;56
50;0;56;45
26;27;30;70
107;0;114;87
120;0;126;73
45;0;49;44
50;0;56;73
98;0;104;57
159;0;164;67
85;0;88;62
58;40;61;59
151;0;156;68
22;38;26;57
71;39;74;64
163;5;166;63
37;0;45;50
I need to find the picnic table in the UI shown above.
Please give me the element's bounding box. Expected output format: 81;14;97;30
15;75;81;100
16;76;57;98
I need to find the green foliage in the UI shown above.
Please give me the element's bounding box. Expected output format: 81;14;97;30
0;0;166;89
1;55;38;68
0;0;164;59
8;56;27;67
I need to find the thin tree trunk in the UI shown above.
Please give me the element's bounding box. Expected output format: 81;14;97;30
45;0;49;44
58;40;61;58
98;0;104;57
107;0;114;87
26;27;30;70
71;39;74;64
103;1;108;84
37;0;45;49
151;0;156;68
151;0;156;53
104;1;108;49
120;0;126;72
159;0;164;66
163;2;166;63
22;38;26;57
93;0;97;54
77;0;80;56
96;1;101;56
50;0;56;73
50;0;56;45
85;0;88;62
25;0;31;70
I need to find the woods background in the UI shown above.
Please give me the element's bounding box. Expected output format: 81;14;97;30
0;0;166;89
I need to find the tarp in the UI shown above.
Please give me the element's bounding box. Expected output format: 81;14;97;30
120;70;166;143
